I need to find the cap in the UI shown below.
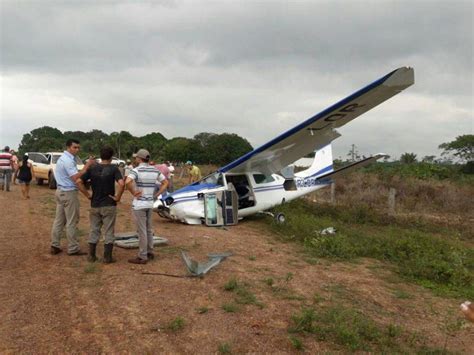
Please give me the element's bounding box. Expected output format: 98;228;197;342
135;149;150;160
185;160;192;165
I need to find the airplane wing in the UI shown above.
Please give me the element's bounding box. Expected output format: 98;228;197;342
218;67;414;175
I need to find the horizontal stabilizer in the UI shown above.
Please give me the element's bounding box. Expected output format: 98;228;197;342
316;154;387;181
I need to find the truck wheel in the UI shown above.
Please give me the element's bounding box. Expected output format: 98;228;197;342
37;178;44;185
48;173;57;189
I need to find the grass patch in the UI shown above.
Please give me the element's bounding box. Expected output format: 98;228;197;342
288;335;304;350
393;289;413;299
223;278;264;308
218;342;231;354
224;278;238;291
313;293;326;304
289;305;403;352
263;277;274;286
196;306;209;314
248;255;256;261
271;286;306;301
270;200;474;299
84;263;99;274
166;317;185;332
222;303;240;313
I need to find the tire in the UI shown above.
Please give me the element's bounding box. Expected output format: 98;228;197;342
48;173;57;189
275;213;286;224
37;178;44;185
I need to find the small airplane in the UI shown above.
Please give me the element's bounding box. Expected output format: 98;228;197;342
154;67;415;226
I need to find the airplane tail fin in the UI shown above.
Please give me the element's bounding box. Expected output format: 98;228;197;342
298;144;334;178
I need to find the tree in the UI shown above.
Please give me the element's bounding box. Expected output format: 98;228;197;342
163;137;196;163
438;135;474;163
205;133;253;166
400;152;417;164
421;155;436;163
138;132;168;160
18;126;64;155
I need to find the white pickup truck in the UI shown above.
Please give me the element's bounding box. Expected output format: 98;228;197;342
27;152;84;189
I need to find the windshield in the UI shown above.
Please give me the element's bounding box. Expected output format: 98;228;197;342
197;172;224;186
52;154;83;165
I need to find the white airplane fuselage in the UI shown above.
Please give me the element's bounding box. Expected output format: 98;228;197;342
155;171;332;225
154;145;334;225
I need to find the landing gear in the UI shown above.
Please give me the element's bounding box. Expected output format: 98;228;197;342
258;211;286;224
275;213;286;224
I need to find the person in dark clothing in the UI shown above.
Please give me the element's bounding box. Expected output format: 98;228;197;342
77;146;125;263
14;154;35;199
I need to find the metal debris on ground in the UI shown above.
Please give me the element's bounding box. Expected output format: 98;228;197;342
181;251;232;277
318;227;337;235
114;232;169;249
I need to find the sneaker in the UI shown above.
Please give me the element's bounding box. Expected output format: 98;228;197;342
147;253;155;260
128;257;147;264
50;246;62;255
68;250;87;256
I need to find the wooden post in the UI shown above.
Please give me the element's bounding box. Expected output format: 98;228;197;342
388;187;396;214
330;182;336;204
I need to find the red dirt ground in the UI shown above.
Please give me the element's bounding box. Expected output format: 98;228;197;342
0;183;472;353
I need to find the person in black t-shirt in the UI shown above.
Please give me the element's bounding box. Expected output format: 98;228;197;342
77;146;125;263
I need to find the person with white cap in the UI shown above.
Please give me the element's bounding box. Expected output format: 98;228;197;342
125;149;168;264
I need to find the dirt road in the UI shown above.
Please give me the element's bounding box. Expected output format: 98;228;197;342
0;184;472;353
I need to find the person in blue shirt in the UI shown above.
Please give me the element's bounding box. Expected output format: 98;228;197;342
50;139;94;255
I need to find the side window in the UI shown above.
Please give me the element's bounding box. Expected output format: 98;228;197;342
253;174;275;184
37;154;49;164
28;153;38;162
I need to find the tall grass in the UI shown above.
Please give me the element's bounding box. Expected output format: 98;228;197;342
310;170;473;220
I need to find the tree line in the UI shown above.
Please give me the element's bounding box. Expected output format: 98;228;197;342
17;126;253;166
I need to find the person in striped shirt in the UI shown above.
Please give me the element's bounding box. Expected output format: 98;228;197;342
0;146;14;192
126;149;168;264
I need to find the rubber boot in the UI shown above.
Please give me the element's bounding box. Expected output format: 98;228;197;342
88;243;97;262
103;243;116;264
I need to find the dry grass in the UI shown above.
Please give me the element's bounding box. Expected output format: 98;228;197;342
308;171;473;236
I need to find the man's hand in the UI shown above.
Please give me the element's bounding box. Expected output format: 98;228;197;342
108;194;121;202
86;156;96;167
132;190;142;198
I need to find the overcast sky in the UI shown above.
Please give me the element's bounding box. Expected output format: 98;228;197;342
1;0;472;160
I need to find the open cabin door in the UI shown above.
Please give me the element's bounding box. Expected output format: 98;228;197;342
204;189;238;226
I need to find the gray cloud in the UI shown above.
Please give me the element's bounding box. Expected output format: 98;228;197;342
1;0;472;161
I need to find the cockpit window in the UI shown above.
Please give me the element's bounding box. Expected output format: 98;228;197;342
253;174;275;184
197;172;224;186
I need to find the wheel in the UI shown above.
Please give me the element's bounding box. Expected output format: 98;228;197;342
37;178;44;185
275;213;286;224
48;173;57;189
